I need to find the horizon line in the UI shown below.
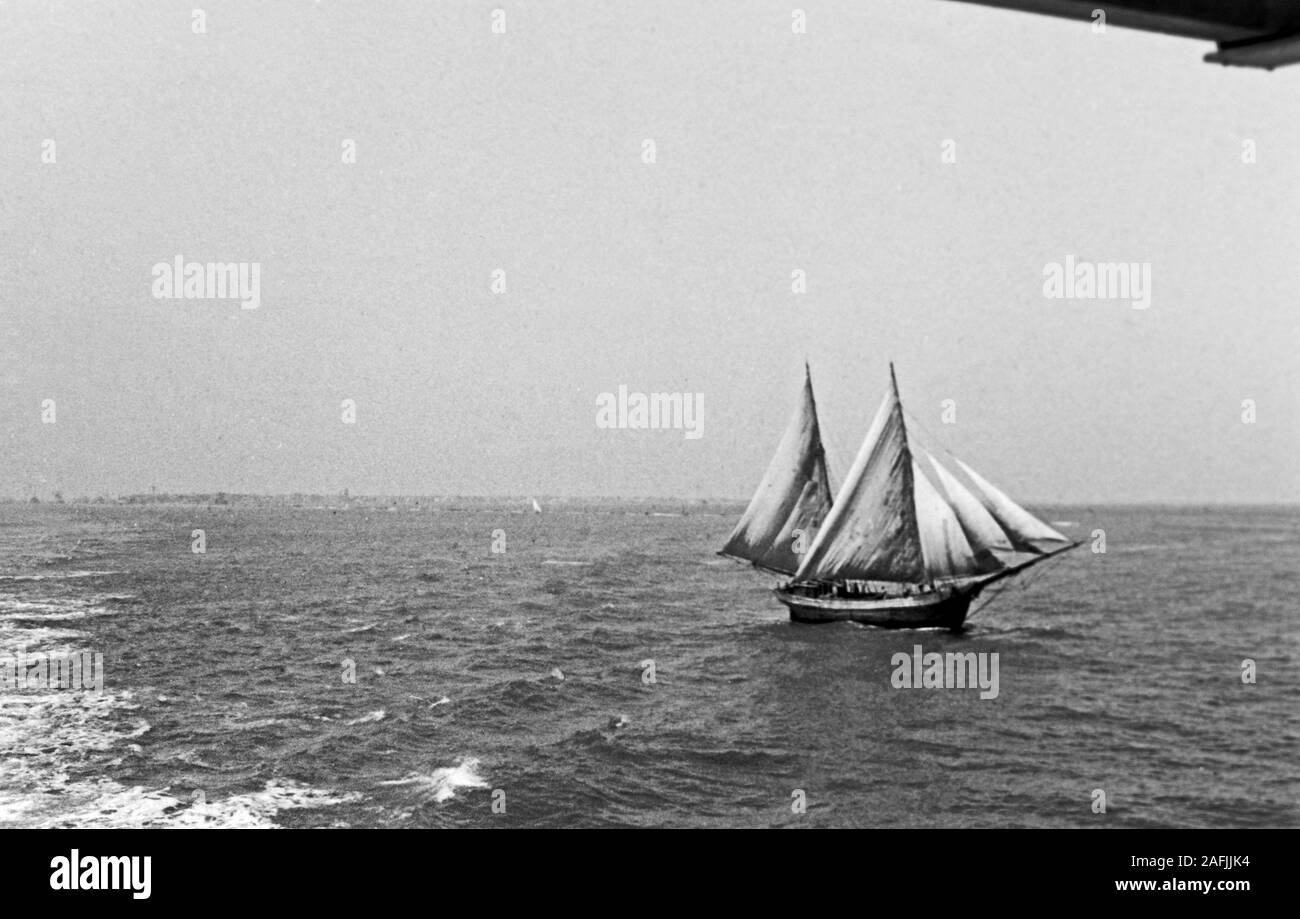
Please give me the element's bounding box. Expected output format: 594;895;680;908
3;493;1298;509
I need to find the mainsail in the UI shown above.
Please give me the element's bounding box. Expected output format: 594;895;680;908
791;364;1072;589
794;366;926;583
720;365;834;575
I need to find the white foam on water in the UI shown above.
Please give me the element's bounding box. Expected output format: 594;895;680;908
346;709;387;725
0;684;357;828
0;591;357;828
0;571;123;582
0;597;114;622
222;717;287;731
166;782;362;828
379;757;489;803
0;688;149;828
0;620;84;648
4;775;361;829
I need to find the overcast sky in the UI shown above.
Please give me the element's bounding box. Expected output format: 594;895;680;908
2;0;1296;502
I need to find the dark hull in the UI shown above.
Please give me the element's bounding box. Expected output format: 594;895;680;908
774;587;972;631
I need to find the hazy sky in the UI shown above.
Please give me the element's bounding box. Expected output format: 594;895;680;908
2;1;1297;502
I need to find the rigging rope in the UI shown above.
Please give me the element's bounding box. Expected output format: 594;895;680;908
900;405;968;466
967;552;1068;621
967;577;1014;620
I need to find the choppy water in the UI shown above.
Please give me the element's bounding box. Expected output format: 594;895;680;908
1;503;1296;828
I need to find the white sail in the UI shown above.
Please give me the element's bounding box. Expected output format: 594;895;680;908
911;459;979;580
922;451;1013;567
732;364;1080;618
952;458;1069;551
794;378;925;584
721;368;833;575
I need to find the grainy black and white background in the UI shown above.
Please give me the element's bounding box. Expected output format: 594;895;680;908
1;1;1296;828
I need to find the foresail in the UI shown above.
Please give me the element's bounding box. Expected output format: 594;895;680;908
721;370;833;575
922;450;1013;569
952;458;1069;552
794;385;925;584
912;459;979;580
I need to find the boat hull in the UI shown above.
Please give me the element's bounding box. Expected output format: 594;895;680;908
774;587;972;630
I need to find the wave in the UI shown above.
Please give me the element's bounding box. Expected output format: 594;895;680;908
221;716;290;731
346;709;387;726
0;620;85;648
0;681;355;828
0;571;122;582
3;777;359;829
378;757;488;803
0;598;112;621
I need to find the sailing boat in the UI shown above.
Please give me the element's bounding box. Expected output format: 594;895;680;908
721;363;1079;631
531;498;543;514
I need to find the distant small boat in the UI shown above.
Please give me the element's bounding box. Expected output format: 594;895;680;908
720;363;1080;631
531;498;542;514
